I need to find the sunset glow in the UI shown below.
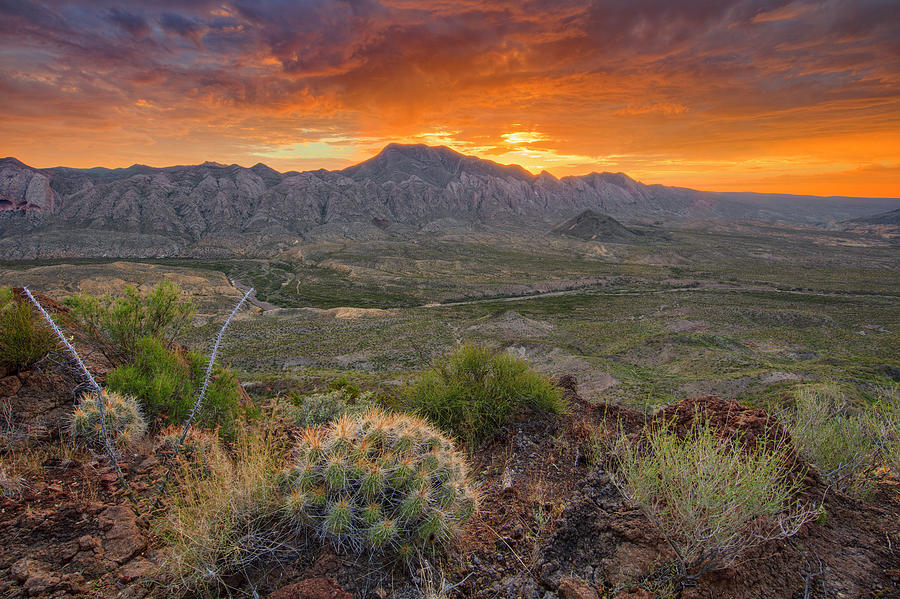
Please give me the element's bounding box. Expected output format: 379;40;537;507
1;0;898;196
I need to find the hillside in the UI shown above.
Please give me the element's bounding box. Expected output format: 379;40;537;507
2;144;899;259
550;210;642;243
849;207;900;225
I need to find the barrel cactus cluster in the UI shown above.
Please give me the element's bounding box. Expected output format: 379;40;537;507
281;409;477;560
70;389;147;449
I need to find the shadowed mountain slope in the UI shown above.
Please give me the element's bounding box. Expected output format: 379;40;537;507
849;207;900;225
550;210;641;243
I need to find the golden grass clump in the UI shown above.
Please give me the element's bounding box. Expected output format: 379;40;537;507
156;425;290;596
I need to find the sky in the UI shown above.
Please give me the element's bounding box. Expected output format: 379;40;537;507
1;0;898;196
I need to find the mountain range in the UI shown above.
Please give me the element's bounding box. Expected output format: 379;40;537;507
2;143;898;259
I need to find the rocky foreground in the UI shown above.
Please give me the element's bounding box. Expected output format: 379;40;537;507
2;333;898;599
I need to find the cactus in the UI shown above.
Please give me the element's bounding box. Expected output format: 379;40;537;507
70;390;147;449
281;409;477;559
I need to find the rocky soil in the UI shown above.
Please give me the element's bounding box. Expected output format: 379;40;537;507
1;350;898;598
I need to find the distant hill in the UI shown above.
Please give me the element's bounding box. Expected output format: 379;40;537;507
848;207;900;225
2;144;899;259
551;210;641;243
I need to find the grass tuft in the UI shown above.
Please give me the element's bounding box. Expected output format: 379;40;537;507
0;287;57;370
156;422;290;596
607;417;814;583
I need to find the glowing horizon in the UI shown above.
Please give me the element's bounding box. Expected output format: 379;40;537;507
1;1;898;197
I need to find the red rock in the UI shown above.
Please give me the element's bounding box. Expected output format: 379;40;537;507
10;558;64;595
99;506;146;563
559;577;601;599
24;570;61;595
118;558;157;583
10;558;41;582
267;577;354;599
58;572;86;593
0;375;22;397
59;540;79;562
78;534;102;552
656;396;791;454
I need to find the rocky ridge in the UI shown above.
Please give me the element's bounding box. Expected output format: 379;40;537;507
2;144;899;259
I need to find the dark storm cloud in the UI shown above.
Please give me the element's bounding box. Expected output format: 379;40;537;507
107;7;150;37
2;0;896;107
160;12;202;36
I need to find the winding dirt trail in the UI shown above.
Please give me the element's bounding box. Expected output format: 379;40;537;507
420;282;898;308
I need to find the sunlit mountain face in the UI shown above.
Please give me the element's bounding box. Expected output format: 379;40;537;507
1;0;898;197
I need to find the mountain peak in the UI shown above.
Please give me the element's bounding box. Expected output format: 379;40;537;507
551;209;642;243
341;143;535;187
0;157;31;169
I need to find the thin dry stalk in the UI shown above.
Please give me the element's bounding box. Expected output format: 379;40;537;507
177;287;253;445
23;286;128;489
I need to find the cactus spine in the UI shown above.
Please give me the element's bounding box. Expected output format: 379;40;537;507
71;389;147;449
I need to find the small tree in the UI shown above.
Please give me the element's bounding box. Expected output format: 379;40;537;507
106;335;242;436
65;282;195;363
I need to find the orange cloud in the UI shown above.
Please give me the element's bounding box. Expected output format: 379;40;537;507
0;0;897;196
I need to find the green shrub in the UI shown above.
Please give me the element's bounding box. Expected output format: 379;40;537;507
870;385;900;476
328;376;362;400
64;282;195;363
156;424;288;596
106;336;242;435
786;382;880;496
609;418;813;583
281;409;477;560
0;289;57;370
282;388;375;429
70;389;147;449
404;343;565;443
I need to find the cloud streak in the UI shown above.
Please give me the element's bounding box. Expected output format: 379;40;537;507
0;0;898;195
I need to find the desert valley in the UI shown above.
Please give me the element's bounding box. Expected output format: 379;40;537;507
1;0;899;598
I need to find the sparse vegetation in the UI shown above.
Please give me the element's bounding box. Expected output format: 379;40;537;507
70;389;148;450
0;287;56;369
106;335;242;435
870;385;900;476
405;343;566;443
787;382;900;495
786;382;876;496
64;282;195;363
282;388;375;428
281;409;477;561
3;223;899;598
156;423;289;596
608;417;814;583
